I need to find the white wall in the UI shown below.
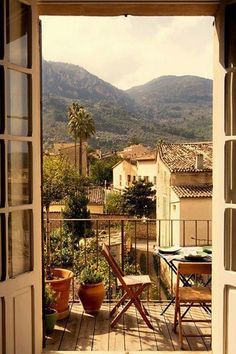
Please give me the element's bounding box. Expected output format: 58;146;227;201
136;159;157;186
113;160;137;192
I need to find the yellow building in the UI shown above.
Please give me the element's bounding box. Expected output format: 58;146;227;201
157;142;212;246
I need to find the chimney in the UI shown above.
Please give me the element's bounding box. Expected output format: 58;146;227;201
195;154;204;170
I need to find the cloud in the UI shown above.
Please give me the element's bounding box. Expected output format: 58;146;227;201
41;16;214;89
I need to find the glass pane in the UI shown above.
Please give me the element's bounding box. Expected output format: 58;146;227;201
224;209;236;271
0;67;4;134
0;214;6;281
0;141;5;207
225;72;236;136
7;69;31;136
6;0;31;67
225;4;236;68
225;140;236;203
8;141;32;206
8;210;32;277
0;0;3;59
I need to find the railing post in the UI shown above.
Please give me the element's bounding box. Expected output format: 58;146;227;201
134;220;137;273
96;220;99;268
195;220;198;246
183;220;186;247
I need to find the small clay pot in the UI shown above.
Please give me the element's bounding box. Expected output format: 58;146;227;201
78;282;105;314
45;308;58;333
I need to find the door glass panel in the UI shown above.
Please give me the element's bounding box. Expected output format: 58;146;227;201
224;208;236;271
7;69;31;136
225;140;236;203
8;209;32;277
225;72;236;136
0;214;6;281
0;141;5;208
6;0;31;68
8;141;32;206
225;4;236;68
0;0;3;60
0;67;4;134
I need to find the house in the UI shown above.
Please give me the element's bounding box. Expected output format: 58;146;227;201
157;142;212;246
136;152;157;187
112;159;137;192
0;1;234;353
118;143;153;159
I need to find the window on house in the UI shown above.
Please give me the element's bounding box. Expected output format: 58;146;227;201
133;175;136;182
144;176;149;183
127;174;131;183
153;176;157;185
119;174;122;187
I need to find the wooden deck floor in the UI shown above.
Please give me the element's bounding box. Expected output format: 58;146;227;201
46;302;211;352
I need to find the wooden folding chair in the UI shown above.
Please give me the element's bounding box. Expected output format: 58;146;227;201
101;243;153;329
173;262;212;349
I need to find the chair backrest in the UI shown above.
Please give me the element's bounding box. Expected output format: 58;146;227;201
101;243;125;283
178;262;212;276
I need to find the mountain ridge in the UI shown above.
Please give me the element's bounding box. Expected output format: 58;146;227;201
42;60;212;150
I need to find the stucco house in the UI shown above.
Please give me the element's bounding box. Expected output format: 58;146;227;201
136;152;157;187
112;159;137;192
157;142;212;246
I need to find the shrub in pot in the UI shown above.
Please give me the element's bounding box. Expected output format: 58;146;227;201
78;266;105;314
44;284;58;334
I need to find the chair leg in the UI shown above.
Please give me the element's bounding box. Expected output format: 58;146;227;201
178;308;184;349
173;298;179;332
110;292;128;317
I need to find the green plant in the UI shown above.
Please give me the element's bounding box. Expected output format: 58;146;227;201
44;284;57;311
78;266;103;285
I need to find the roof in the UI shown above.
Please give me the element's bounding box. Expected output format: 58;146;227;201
119;144;153;159
172;185;212;198
112;159;137;169
159;142;212;172
136;152;156;161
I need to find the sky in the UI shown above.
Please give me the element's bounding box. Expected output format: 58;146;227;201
41;16;214;90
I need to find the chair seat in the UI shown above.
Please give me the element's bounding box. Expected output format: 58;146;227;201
117;274;152;287
179;286;211;302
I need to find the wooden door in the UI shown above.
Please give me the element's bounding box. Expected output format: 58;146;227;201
213;2;236;354
0;0;42;353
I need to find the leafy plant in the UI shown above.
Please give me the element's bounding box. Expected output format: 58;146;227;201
78;265;103;285
44;284;57;311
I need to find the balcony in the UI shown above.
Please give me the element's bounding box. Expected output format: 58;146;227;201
44;218;212;352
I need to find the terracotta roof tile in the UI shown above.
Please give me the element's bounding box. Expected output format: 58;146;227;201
159;142;212;172
172;185;212;198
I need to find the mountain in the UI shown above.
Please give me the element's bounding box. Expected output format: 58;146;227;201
42;60;212;150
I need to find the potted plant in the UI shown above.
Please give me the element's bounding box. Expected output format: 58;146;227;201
44;284;58;334
78;266;105;314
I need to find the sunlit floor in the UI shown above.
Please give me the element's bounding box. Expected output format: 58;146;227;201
46;301;211;352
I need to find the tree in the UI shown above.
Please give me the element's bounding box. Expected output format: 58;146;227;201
122;180;156;218
62;189;92;240
43;154;80;278
68;103;95;175
105;192;124;214
90;155;121;186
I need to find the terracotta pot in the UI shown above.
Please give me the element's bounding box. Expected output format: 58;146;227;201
46;268;73;319
78;282;105;314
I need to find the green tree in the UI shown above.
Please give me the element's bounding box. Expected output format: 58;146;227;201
106;192;124;214
90;155;121;186
122;180;156;218
43;154;81;278
62;189;91;240
68;103;95;175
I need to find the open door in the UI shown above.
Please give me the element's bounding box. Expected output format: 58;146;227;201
213;2;236;354
0;0;42;353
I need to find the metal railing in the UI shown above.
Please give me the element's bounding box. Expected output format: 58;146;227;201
44;218;212;301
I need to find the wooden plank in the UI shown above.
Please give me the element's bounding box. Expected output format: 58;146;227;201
152;302;175;351
108;302;125;351
75;308;96;350
92;303;110;351
135;303;157;351
123;305;141;351
45;304;72;351
159;303;182;350
59;302;83;351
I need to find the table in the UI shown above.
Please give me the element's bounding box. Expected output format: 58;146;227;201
155;246;212;315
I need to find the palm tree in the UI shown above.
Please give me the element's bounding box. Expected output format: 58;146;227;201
68;103;95;175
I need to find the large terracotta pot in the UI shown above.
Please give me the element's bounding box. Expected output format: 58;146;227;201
78;282;105;314
46;268;73;320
